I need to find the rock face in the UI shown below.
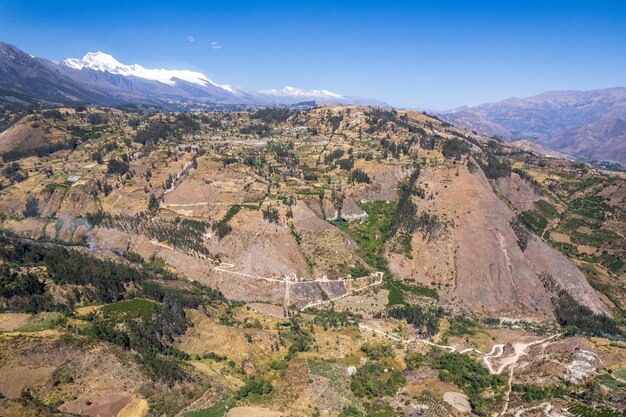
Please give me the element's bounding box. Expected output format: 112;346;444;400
495;172;545;212
325;196;368;221
340;197;368;221
387;160;610;319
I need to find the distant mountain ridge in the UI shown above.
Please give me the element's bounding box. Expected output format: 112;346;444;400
441;88;626;164
0;42;384;109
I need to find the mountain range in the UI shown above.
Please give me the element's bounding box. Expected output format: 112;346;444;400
0;42;382;110
441;88;626;164
2;40;626;164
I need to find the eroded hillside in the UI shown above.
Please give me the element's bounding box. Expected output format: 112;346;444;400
0;106;616;319
0;105;624;417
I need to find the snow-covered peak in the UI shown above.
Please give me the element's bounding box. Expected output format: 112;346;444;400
259;86;344;100
64;52;123;72
62;51;222;88
61;52;356;104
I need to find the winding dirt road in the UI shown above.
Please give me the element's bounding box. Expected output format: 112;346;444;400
358;323;561;416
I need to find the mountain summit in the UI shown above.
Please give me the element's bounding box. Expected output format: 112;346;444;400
0;42;383;109
63;52;224;88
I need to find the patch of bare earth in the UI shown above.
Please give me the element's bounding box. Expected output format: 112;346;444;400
0;364;56;398
496;172;546;212
58;393;132;417
227;406;306;417
0;313;31;331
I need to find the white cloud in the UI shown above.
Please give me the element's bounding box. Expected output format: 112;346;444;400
211;41;222;49
187;36;195;42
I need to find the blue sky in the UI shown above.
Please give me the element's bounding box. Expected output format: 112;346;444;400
1;0;625;109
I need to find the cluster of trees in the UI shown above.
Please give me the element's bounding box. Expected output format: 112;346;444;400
336;157;354;171
239;123;270;136
91;295;191;382
441;137;470;160
282;317;314;359
364;108;399;133
350;362;406;398
141;279;224;309
360;342;394;360
510;217;531;251
324;148;345;164
0;263;53;312
242;150;267;169
389;169;419;237
148;194;160;214
385;304;442;337
23;196;40;218
107;155;130;175
511;384;567;402
42;109;66;121
419;136;436;150
478;153;511;179
309;308;362;329
339;406;364;417
262;207;280;224
87;113;108;125
427;349;505;416
404;352;425;371
250;108;294;124
326;114;343;131
134;114;201;146
268;141;299;166
411;213;447;243
350;263;370;278
0;233;229;382
0;265;45;298
2;162;27;182
380;134;418;159
0;231;224;317
2;138;77;162
96;179;113;196
539;272;620;336
236;377;274;400
0;234;152;307
88;211;210;255
90;141;119;165
389;168;446;243
212;205;241;239
552;289;620;336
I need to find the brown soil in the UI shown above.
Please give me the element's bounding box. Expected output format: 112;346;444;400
0;313;31;331
227;406;306;417
496;172;546;212
117;397;149;417
0;117;70;157
59;393;132;417
175;309;277;361
0;364;55;398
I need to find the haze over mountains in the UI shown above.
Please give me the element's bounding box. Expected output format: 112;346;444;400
441;88;626;164
0;42;381;110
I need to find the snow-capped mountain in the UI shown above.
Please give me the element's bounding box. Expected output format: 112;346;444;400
60;51;356;105
63;52;228;89
59;51;385;106
0;41;384;109
259;86;343;100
